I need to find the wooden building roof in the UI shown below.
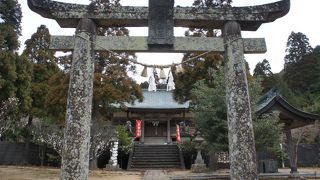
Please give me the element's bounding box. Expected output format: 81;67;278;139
257;88;320;129
123;90;190;113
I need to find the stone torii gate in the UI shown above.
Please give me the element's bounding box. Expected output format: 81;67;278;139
28;0;290;179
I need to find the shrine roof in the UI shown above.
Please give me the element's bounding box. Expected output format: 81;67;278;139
257;88;320;129
124;90;189;111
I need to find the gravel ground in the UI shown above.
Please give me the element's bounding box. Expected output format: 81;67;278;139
0;166;318;180
0;166;142;180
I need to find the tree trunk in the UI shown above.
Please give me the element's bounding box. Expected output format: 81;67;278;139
40;143;46;166
23;115;33;165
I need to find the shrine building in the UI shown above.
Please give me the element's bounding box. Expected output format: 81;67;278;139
113;89;193;145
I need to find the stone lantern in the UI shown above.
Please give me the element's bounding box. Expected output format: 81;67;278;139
106;137;120;169
191;131;207;173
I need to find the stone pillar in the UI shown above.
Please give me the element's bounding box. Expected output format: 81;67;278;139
167;120;171;144
222;21;258;180
60;19;96;180
141;119;145;144
285;128;298;173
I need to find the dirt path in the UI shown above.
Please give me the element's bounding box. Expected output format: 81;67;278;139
0;166;142;180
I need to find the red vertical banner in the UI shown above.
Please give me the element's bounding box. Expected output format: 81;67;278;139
136;120;142;138
176;124;180;144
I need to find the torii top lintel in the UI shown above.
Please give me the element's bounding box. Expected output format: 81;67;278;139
27;0;290;31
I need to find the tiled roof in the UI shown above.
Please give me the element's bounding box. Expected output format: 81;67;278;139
125;90;189;109
257;88;320;127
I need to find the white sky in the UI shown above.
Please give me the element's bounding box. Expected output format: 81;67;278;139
18;0;320;82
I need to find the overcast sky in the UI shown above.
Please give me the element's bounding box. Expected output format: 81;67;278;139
18;0;320;81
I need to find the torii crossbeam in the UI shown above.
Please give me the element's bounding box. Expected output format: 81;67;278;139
27;0;290;180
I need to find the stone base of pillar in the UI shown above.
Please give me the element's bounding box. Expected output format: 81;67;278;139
191;164;207;173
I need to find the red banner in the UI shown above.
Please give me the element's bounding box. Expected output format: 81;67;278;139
136;120;142;138
176;124;180;144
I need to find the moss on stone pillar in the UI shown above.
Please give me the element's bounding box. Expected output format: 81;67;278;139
60;18;96;180
223;21;258;180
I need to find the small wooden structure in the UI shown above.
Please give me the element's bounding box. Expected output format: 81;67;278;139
257;88;320;173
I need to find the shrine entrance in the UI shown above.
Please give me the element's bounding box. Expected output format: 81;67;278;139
144;121;167;144
28;0;290;179
145;121;166;137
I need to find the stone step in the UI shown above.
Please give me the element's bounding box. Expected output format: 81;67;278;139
132;161;180;164
133;151;179;156
131;164;181;169
132;156;180;160
134;147;178;150
133;156;179;159
132;159;180;163
129;144;182;169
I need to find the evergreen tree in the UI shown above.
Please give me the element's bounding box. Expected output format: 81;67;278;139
0;0;22;102
253;59;273;78
21;25;59;159
14;54;32;114
0;51;17;101
45;71;69;123
287;54;320;92
23;25;59;118
313;45;320;56
0;0;22;51
191;69;283;154
253;59;275;93
191;70;228;151
300;47;320;113
284;32;313;66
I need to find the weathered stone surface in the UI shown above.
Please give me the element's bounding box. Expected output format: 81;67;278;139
148;0;174;47
60;19;96;180
223;21;257;180
27;0;290;31
50;36;266;54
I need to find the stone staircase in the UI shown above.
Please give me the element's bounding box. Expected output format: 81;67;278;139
128;144;184;169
